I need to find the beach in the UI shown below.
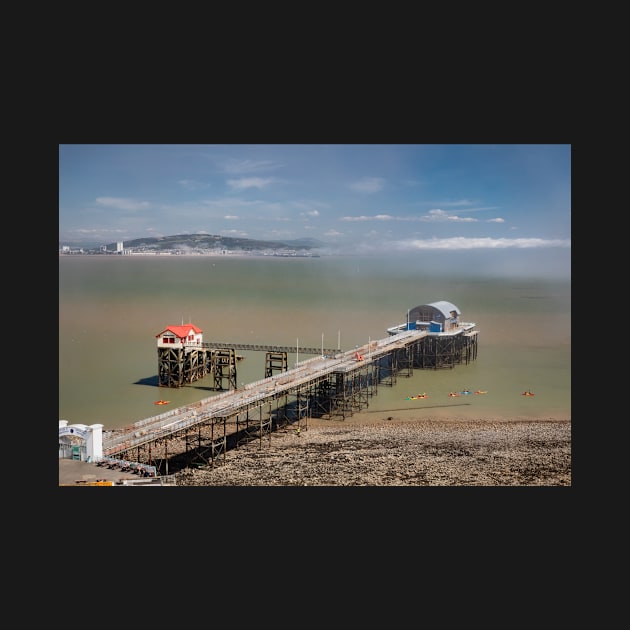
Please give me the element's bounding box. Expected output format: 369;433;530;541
172;414;571;486
60;413;571;486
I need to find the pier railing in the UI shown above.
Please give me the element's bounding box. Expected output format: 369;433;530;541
185;341;340;354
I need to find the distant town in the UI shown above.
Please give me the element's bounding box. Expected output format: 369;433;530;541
59;244;320;257
58;234;323;257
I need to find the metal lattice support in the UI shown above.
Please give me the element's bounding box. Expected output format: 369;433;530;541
327;373;349;420
184;418;227;468
265;351;288;378
463;331;479;364
212;348;237;390
353;364;375;411
414;334;476;369
304;376;334;418
125;417;228;474
235;403;273;448
398;344;414;377
379;349;401;387
324;363;377;420
366;361;379;399
293;391;309;431
158;347;211;387
158;347;186;387
183;347;208;383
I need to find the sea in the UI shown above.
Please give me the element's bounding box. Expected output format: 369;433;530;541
59;251;571;431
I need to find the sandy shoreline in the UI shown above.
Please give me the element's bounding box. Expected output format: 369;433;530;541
173;414;571;486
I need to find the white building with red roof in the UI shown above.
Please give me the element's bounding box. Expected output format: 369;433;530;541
156;324;203;349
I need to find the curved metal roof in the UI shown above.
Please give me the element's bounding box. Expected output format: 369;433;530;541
424;301;461;318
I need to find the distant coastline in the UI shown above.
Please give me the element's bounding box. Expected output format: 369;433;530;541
59;251;322;258
59;232;326;258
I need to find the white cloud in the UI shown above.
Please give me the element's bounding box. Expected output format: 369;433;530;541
341;211;493;224
177;179;210;191
399;237;571;250
95;197;150;211
227;177;278;190
75;228;127;235
438;199;478;208
348;177;385;193
341;214;394;222
422;209;476;223
222;159;280;174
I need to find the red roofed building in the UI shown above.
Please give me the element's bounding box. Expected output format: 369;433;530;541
156;324;203;349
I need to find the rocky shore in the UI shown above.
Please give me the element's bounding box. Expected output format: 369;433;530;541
173;415;571;486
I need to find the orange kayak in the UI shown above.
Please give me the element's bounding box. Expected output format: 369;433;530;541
154;400;171;405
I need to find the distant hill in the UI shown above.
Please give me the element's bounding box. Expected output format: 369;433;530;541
70;234;327;254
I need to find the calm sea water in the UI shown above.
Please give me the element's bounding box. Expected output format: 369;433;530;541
59;253;571;430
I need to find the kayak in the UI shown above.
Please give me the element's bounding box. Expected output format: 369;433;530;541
474;390;488;394
448;392;461;397
154;400;171;405
406;394;429;400
522;391;535;397
460;390;472;395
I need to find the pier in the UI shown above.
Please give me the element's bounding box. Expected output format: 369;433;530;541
102;324;478;476
157;335;340;389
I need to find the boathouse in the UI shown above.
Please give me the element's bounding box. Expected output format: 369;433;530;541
388;300;464;334
387;301;477;368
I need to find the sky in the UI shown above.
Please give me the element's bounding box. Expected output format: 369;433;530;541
59;144;571;258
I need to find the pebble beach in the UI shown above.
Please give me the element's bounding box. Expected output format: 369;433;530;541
173;414;571;487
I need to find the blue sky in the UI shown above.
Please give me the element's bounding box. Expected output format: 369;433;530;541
59;144;571;256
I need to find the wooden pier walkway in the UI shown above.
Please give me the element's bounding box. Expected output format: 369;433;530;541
102;329;427;458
